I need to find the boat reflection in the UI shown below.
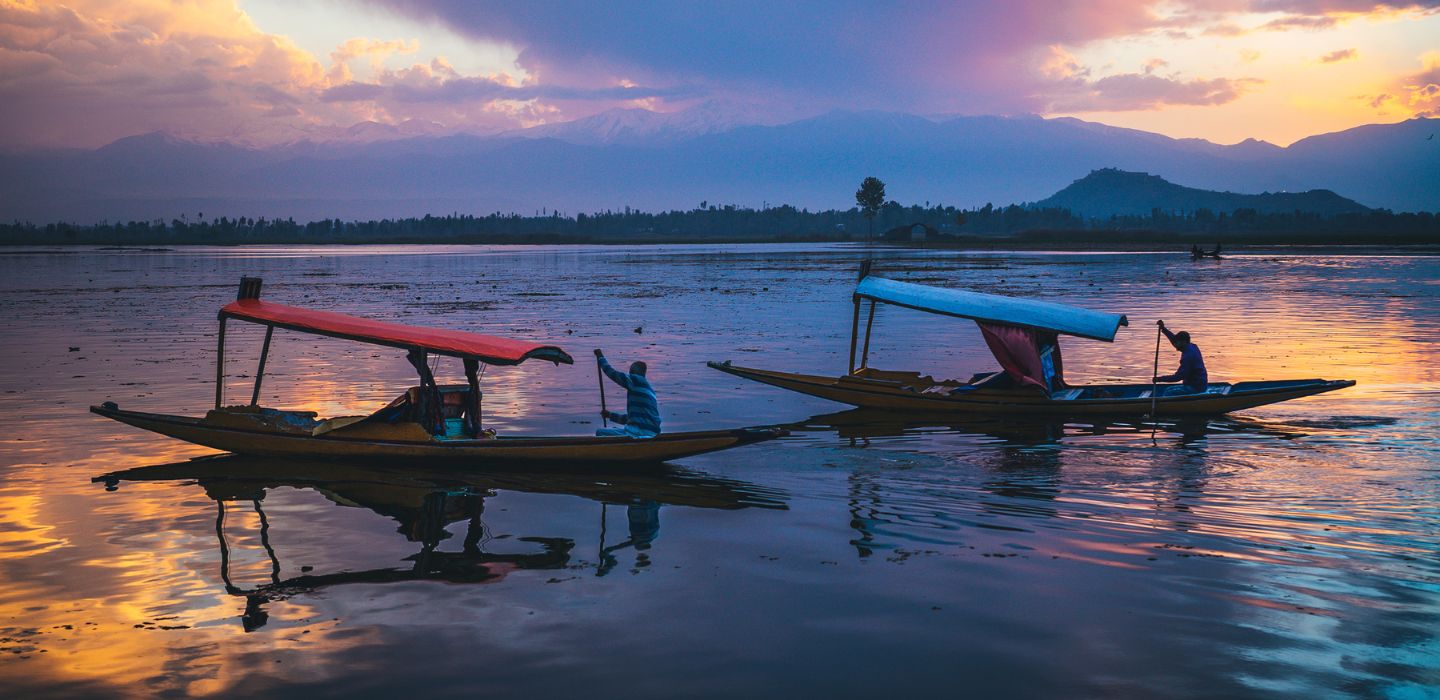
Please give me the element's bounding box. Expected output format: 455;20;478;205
792;408;1309;446
796;409;1305;559
94;456;786;630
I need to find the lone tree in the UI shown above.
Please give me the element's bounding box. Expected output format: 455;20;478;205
855;176;887;242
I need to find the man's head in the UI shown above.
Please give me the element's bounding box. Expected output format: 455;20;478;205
630;361;647;376
1170;331;1191;350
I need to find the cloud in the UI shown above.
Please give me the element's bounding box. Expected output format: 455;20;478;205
0;0;335;147
1048;72;1263;111
0;0;566;147
2;0;1435;148
1361;52;1440;115
1261;14;1339;30
362;0;1182;117
327;38;418;82
1194;2;1440;35
1398;53;1440;112
1249;1;1440;12
1321;48;1358;62
322;75;701;104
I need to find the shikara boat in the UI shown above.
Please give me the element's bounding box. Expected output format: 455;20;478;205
92;277;784;465
709;265;1353;416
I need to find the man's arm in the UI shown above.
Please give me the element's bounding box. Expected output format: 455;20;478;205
1157;350;1199;383
604;410;630;425
598;355;632;389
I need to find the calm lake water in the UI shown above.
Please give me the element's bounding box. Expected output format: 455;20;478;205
0;244;1436;699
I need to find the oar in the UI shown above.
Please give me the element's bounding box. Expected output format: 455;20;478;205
596;351;608;427
1150;322;1162;441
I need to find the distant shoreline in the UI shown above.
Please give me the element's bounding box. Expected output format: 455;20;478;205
2;239;1437;256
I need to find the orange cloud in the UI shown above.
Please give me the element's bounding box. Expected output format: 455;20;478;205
0;0;336;146
0;0;547;147
1320;48;1358;62
1399;52;1440;115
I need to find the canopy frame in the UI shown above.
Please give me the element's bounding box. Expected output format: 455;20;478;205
846;265;1128;376
214;277;572;409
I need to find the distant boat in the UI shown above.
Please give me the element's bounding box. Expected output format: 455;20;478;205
709;267;1353;416
1191;243;1222;260
93;277;783;465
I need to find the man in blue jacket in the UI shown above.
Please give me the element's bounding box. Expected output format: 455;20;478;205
595;348;662;438
1154;320;1209;395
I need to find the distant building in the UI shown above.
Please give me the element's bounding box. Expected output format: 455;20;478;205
882;222;938;242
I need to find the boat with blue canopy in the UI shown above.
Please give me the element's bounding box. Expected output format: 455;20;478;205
709;264;1354;416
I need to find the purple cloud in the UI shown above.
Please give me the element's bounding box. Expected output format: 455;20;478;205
1048;72;1262;111
322;76;703;104
361;0;1178;116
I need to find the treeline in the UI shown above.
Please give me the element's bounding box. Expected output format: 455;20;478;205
3;200;1438;244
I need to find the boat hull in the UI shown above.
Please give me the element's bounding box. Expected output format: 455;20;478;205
92;404;784;465
708;362;1355;416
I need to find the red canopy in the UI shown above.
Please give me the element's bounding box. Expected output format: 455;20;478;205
220;299;573;366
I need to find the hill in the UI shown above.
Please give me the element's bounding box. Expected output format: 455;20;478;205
1034;169;1372;218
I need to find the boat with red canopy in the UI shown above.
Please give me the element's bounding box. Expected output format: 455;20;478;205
708;264;1354;416
92;277;783;465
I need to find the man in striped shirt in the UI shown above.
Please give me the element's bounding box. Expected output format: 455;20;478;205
595;349;662;438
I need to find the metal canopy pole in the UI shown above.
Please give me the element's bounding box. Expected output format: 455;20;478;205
250;325;274;406
215;317;227;409
847;295;862;375
859;299;877;370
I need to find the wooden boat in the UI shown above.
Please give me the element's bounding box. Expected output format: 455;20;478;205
92;277;785;465
1191;244;1223;260
709;265;1354;417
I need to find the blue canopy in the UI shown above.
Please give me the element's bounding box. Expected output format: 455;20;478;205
854;276;1128;342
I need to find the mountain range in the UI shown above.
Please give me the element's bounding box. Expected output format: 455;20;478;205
0;106;1435;224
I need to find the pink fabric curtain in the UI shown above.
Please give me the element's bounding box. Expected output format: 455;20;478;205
977;322;1048;391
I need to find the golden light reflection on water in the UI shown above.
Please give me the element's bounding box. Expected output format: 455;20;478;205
0;486;368;694
0;246;1436;697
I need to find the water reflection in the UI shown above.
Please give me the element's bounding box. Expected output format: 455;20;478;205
792;407;1309;446
799;409;1317;561
95;456;786;630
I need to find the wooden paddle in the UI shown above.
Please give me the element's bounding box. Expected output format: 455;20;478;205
596;350;608;427
1151;322;1163;441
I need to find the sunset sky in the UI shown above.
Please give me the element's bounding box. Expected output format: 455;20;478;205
2;0;1438;149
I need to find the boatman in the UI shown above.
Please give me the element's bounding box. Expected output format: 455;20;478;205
594;348;662;438
1153;320;1208;395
